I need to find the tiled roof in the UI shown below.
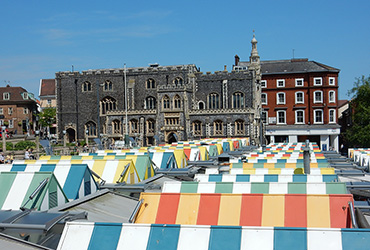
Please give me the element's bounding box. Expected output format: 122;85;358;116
0;85;31;101
239;59;340;74
338;99;349;108
39;79;56;97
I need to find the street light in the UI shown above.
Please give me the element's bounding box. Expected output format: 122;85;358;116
63;130;67;155
85;129;89;146
35;130;40;159
2;126;6;153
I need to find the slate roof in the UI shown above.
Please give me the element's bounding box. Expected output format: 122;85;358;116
39;79;55;97
239;58;340;75
0;85;34;102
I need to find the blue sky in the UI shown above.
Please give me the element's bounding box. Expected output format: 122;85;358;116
0;0;369;100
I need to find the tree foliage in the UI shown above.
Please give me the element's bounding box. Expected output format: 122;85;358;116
345;75;370;147
37;107;56;128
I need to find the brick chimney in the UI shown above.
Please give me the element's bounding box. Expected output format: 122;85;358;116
235;55;240;66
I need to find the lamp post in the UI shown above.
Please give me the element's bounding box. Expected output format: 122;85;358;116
63;130;66;155
85;129;89;146
124;64;129;148
35;130;40;159
2;126;6;153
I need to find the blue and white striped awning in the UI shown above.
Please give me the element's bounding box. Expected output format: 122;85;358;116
57;222;370;250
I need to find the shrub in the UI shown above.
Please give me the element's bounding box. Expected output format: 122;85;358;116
14;141;36;150
6;142;13;150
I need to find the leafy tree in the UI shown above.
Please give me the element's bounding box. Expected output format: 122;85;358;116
345;75;370;147
37;107;56;137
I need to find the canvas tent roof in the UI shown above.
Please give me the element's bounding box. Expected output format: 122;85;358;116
2;164;98;201
0;172;68;211
57;222;370;250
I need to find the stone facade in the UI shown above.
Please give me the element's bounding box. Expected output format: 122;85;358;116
56;37;262;145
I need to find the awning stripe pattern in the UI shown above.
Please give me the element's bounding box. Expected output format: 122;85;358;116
194;174;338;182
57;222;370;250
162;182;348;194
1;164;98;200
135;193;353;228
0;172;68;210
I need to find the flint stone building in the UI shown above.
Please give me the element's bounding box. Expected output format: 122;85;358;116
56;36;262;146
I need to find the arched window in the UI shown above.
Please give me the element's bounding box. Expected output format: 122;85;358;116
261;93;267;105
295;91;304;104
85;121;96;136
193;121;202;136
232;92;244;108
208;93;220;109
235;120;245;135
145;96;156;109
129;119;139;134
214;120;223;136
112;119;121;134
162;95;170;109
314;91;323;103
147;119;155;134
100;97;117;114
146;78;156;89
174;77;183;85
173;95;181;109
104;80;113;91
329;90;336;103
295;110;305;124
329;109;336;123
82;81;92;92
198;101;205;110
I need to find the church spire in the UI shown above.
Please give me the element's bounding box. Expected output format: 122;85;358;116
249;31;261;81
249;31;260;64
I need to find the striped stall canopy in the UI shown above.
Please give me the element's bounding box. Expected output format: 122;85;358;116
13;159;144;185
135;193;353;228
149;151;178;169
1;164;98;200
57;222;370;250
230;162;330;169
194;174;339;183
161;182;347;195
230;168;335;175
0;172;68;211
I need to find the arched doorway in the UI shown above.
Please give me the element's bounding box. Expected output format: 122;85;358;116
167;132;178;144
66;128;76;143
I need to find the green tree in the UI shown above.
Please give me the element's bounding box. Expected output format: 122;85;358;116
37;107;56;136
345;75;370;147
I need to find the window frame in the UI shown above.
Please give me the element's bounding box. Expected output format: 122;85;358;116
277;110;286;124
276;92;286;105
208;93;220;109
213;120;223;136
295;91;304;104
261;93;267;105
313;90;323;103
232;92;245;109
295;110;305;124
162;95;170;110
260;80;267;88
314;77;322;86
3;93;10;100
314;109;324;124
329;109;336;123
295;78;304;87
328;90;336;103
277;79;285;88
329;77;335;86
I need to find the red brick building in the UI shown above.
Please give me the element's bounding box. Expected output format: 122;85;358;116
0;85;38;135
235;56;340;151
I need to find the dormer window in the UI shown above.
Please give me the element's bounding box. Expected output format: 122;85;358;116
3;93;10;100
22;92;28;99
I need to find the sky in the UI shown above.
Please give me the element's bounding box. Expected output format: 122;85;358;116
0;0;369;100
